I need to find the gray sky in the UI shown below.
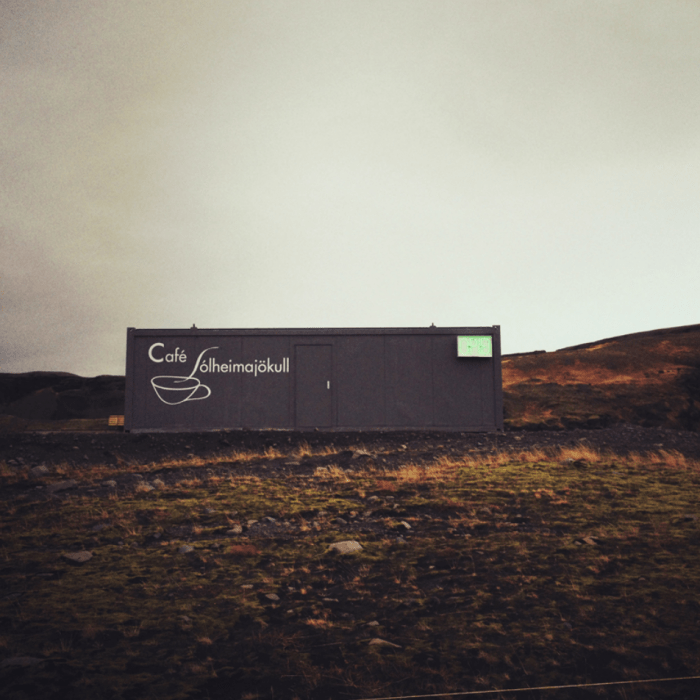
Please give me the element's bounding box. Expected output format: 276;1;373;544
2;0;699;376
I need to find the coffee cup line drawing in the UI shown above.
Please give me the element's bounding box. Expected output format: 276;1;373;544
151;347;218;405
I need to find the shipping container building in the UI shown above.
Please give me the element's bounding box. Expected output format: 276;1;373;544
125;326;503;432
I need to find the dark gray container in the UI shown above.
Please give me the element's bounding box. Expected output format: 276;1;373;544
124;326;503;432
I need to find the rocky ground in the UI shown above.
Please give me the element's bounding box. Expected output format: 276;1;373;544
2;424;700;481
1;426;700;700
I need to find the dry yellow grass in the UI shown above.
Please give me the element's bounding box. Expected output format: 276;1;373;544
304;618;334;629
148;443;346;471
648;449;699;470
313;464;349;481
293;441;343;459
384;446;700;485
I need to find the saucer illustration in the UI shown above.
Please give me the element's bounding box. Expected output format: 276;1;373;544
151;375;211;405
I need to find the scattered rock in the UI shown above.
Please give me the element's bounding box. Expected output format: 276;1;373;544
178;545;194;554
368;638;401;648
227;525;243;535
265;593;280;601
102;480;117;488
63;551;93;564
152;478;166;489
398;521;411;530
48;479;79;493
327;540;363;555
352;449;372;459
30;465;49;477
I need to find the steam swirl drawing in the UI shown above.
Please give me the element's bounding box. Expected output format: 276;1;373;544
151;347;218;405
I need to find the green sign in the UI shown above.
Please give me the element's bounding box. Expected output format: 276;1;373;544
457;335;492;358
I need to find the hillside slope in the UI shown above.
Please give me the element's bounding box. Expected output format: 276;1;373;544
0;372;124;430
503;323;700;431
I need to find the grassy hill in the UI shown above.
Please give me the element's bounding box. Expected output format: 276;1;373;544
503;323;700;431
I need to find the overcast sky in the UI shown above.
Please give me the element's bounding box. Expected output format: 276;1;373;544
2;0;699;376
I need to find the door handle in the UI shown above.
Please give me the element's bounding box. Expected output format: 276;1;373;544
327;381;330;389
